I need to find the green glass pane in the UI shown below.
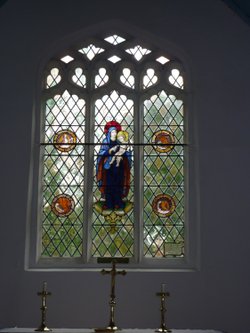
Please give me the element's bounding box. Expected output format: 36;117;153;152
144;226;184;258
92;225;134;257
143;91;184;258
41;91;85;258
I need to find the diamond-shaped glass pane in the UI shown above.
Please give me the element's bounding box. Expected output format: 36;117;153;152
156;56;170;65
41;90;85;257
60;55;74;63
92;91;134;258
143;90;184;258
144;91;184;143
104;35;126;45
108;55;121;63
144;226;184;258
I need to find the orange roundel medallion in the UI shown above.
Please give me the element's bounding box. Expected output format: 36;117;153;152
152;194;176;217
152;130;175;153
51;194;75;217
53;130;77;152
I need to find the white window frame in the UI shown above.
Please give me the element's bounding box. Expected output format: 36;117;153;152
25;22;199;271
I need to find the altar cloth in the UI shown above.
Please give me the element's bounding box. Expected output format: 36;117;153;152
0;328;224;333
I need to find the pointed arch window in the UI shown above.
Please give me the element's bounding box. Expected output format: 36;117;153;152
30;31;192;270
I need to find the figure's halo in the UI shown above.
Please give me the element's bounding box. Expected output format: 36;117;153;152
104;121;122;134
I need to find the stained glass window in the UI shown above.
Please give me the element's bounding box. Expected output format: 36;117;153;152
143;92;184;258
38;32;187;268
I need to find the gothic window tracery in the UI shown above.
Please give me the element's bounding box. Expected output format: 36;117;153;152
39;32;186;267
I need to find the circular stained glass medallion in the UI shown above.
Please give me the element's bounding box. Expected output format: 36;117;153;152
53;130;77;152
152;194;176;217
152;130;175;153
51;194;75;217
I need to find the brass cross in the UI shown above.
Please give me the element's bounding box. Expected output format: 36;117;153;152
96;258;129;332
101;260;127;300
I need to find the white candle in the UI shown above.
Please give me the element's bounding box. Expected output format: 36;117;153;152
161;283;166;293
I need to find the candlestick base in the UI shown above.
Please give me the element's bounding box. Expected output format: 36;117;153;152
155;328;171;333
35;326;51;332
95;326;120;332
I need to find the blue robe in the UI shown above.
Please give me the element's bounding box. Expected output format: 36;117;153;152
96;127;131;210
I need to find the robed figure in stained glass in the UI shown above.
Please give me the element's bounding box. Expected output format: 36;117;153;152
96;121;131;212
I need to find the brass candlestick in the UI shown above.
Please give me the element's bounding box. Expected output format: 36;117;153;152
35;281;52;332
95;258;129;332
155;285;171;333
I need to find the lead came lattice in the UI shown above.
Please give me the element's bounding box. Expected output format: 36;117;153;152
40;32;186;262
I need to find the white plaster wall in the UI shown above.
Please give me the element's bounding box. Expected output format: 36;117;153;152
0;1;249;333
